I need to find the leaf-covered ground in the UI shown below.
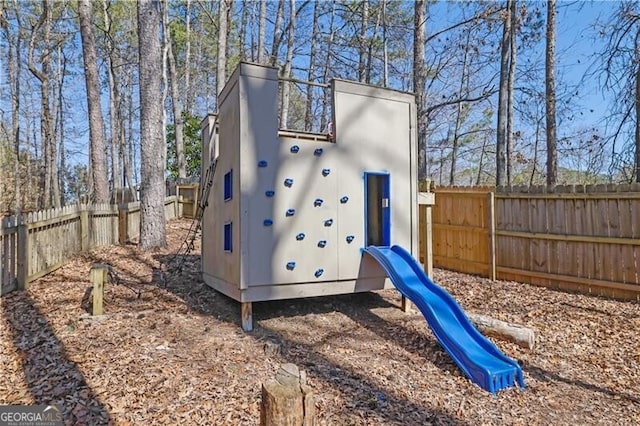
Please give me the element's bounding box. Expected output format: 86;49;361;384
1;219;639;425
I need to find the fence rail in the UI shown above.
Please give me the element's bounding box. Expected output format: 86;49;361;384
430;185;640;301
0;196;179;295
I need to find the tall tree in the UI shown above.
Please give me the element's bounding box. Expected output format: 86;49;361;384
28;0;60;208
305;0;320;132
270;0;284;66
162;0;186;179
216;0;229;101
280;0;296;128
506;0;517;185
78;0;109;204
257;0;266;63
358;0;369;82
138;0;166;249
414;0;427;180
545;0;557;186
496;2;512;186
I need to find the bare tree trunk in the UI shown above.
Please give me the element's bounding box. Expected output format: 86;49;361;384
217;0;229;102
270;0;284;66
496;1;511;186
183;0;193;113
79;0;109;204
320;0;336;133
103;0;122;189
414;0;428;180
382;0;388;87
634;31;640;183
305;0;320;132
365;3;381;84
239;0;248;61
258;0;267;63
138;0;167;250
545;0;557;186
280;0;296;129
162;0;186;179
449;31;471;186
57;46;67;206
358;0;369;82
3;7;21;212
507;0;517;185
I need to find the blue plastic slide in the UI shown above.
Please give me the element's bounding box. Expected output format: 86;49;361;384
363;245;525;393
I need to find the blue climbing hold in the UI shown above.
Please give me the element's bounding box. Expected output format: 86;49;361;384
324;219;333;227
346;235;355;243
314;198;323;207
258;160;268;167
263;219;273;226
284;178;293;187
314;148;323;156
314;268;324;278
322;168;330;176
318;240;327;248
286;209;296;217
340;196;349;204
290;145;300;153
296;233;305;241
286;262;296;270
265;190;275;197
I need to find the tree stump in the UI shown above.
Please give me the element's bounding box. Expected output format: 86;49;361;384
260;363;315;426
467;313;536;350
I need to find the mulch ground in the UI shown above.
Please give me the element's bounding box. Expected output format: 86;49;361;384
1;218;640;425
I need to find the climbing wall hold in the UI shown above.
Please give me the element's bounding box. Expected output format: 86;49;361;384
284;178;293;187
314;268;324;278
346;235;355;243
265;190;275;197
286;262;296;271
340;196;349;204
322;168;331;176
314;148;323;156
296;233;305;241
317;240;327;248
314;198;323;207
263;219;273;226
258;160;268;167
324;219;333;227
286;209;296;217
290;145;300;153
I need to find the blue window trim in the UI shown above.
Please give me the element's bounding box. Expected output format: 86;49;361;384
224;170;233;201
224;222;233;252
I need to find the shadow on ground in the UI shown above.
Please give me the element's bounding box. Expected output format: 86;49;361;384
1;291;111;424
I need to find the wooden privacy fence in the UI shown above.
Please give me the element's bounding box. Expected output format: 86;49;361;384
0;196;179;296
431;185;640;301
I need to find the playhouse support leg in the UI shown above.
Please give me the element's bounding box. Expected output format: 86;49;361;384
401;296;413;313
241;302;253;331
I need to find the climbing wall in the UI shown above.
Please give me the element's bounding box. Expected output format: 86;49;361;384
246;139;339;286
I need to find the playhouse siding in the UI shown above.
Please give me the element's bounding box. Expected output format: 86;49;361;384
202;67;242;289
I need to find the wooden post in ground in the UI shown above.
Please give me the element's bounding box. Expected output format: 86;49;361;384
16;217;29;290
487;191;496;281
241;302;253;331
118;204;127;245
91;264;109;316
80;206;90;251
260;364;315;426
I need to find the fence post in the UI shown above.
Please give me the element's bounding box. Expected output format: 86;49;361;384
487;191;496;281
80;206;90;251
118;204;127;245
16;217;29;290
